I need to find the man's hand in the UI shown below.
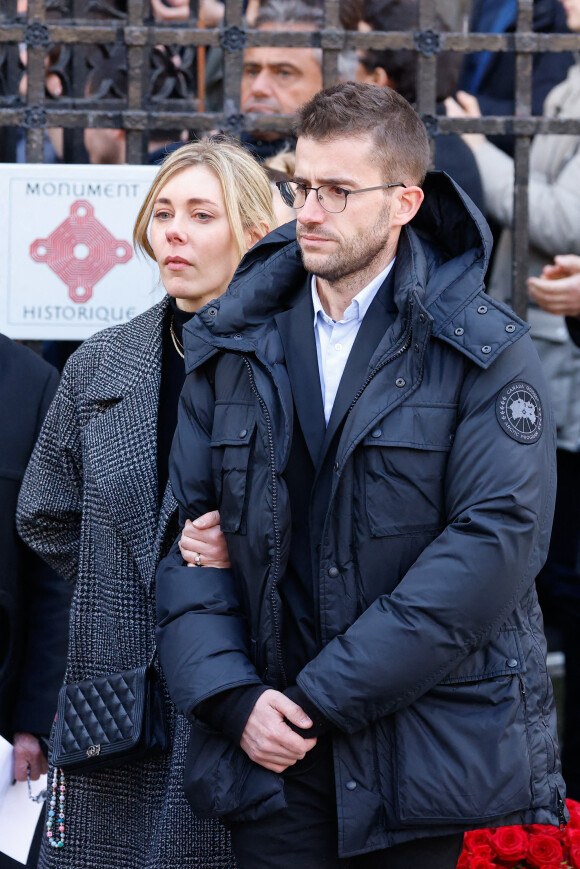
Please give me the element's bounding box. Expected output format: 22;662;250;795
527;255;580;317
13;732;47;782
240;689;317;773
179;510;231;568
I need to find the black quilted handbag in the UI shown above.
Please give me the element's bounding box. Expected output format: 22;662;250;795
51;666;168;772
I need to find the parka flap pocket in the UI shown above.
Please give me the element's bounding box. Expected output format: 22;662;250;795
362;405;457;537
392;627;531;824
439;627;525;685
363;404;457;451
210;402;256;534
211;402;256;447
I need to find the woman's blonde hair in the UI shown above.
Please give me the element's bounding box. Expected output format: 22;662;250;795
133;136;276;261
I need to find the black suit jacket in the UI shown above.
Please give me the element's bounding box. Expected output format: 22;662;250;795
0;334;71;738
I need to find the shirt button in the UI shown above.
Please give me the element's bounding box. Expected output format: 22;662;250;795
454;327;464;336
335;343;342;351
507;658;518;668
481;345;492;354
505;324;516;333
333;462;339;472
328;567;339;578
395;378;406;388
239;429;248;438
477;305;488;315
372;429;382;438
345;781;357;791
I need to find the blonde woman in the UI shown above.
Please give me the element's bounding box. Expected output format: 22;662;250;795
17;137;274;869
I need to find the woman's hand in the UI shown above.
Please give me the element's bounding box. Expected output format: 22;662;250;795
444;91;486;151
179;510;231;568
150;0;191;22
527;255;580;317
13;733;47;782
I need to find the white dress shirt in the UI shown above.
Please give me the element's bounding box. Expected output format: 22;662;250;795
311;259;395;425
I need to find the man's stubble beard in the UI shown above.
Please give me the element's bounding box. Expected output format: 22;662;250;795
298;199;392;284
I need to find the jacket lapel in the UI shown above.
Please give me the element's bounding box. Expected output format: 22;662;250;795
317;269;398;468
83;299;168;586
275;279;326;467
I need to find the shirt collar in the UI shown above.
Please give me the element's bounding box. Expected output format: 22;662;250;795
311;258;396;328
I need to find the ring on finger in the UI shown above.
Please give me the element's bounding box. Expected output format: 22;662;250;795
194;553;202;567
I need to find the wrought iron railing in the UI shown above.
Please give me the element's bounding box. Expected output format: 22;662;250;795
1;0;580;313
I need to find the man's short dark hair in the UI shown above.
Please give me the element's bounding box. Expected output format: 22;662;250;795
360;0;460;104
255;0;325;29
294;81;430;185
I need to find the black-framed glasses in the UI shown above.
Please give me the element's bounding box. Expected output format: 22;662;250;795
276;180;406;214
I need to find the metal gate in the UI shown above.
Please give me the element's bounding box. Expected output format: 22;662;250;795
1;0;580;312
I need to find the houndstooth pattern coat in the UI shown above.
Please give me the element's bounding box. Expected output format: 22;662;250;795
17;298;236;869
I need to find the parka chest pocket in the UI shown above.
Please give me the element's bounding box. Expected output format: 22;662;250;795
363;404;457;537
210;402;256;534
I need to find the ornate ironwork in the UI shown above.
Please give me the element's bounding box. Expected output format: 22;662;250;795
25;22;50;48
222;113;245;136
23;104;47;128
150;46;196;101
421;114;439;138
86;43;127;100
219;26;247;54
413;29;440;57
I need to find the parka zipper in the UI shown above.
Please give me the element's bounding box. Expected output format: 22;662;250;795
345;303;414;431
518;674;536;802
242;355;287;688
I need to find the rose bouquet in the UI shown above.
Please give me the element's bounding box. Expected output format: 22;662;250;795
458;799;580;868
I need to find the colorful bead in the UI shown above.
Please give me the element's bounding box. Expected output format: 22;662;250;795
46;767;65;850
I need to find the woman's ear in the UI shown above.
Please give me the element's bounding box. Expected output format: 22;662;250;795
245;222;270;251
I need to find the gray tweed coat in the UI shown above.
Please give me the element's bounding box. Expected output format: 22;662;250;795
17;299;235;869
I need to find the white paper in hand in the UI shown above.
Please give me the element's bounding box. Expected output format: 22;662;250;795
0;735;46;865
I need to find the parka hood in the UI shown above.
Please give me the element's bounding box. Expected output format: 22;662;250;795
183;171;521;374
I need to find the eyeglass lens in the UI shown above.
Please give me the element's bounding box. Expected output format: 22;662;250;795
281;182;347;213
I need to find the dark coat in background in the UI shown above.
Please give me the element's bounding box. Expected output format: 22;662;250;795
156;174;564;859
459;0;574;155
0;334;70;741
16;303;235;869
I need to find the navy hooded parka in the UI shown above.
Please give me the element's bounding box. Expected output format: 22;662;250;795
156;172;565;858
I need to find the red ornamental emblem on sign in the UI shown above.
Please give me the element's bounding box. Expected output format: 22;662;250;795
29;199;133;303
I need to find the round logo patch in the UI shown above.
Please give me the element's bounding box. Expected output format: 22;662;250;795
496;381;543;444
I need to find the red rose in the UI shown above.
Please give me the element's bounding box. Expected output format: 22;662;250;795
469;857;499;869
456;854;471;869
527;833;564;867
471;844;494;860
530;823;565;838
570;842;580;869
568;800;580;828
491;826;529;862
464;830;493;851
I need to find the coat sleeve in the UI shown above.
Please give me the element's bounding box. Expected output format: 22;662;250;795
16;361;84;583
155;368;263;720
296;334;557;733
472;137;580;259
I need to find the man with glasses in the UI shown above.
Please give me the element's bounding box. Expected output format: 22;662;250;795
157;82;563;868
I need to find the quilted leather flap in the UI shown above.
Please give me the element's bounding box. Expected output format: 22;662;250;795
52;667;147;766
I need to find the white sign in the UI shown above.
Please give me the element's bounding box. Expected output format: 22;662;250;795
0;163;166;340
